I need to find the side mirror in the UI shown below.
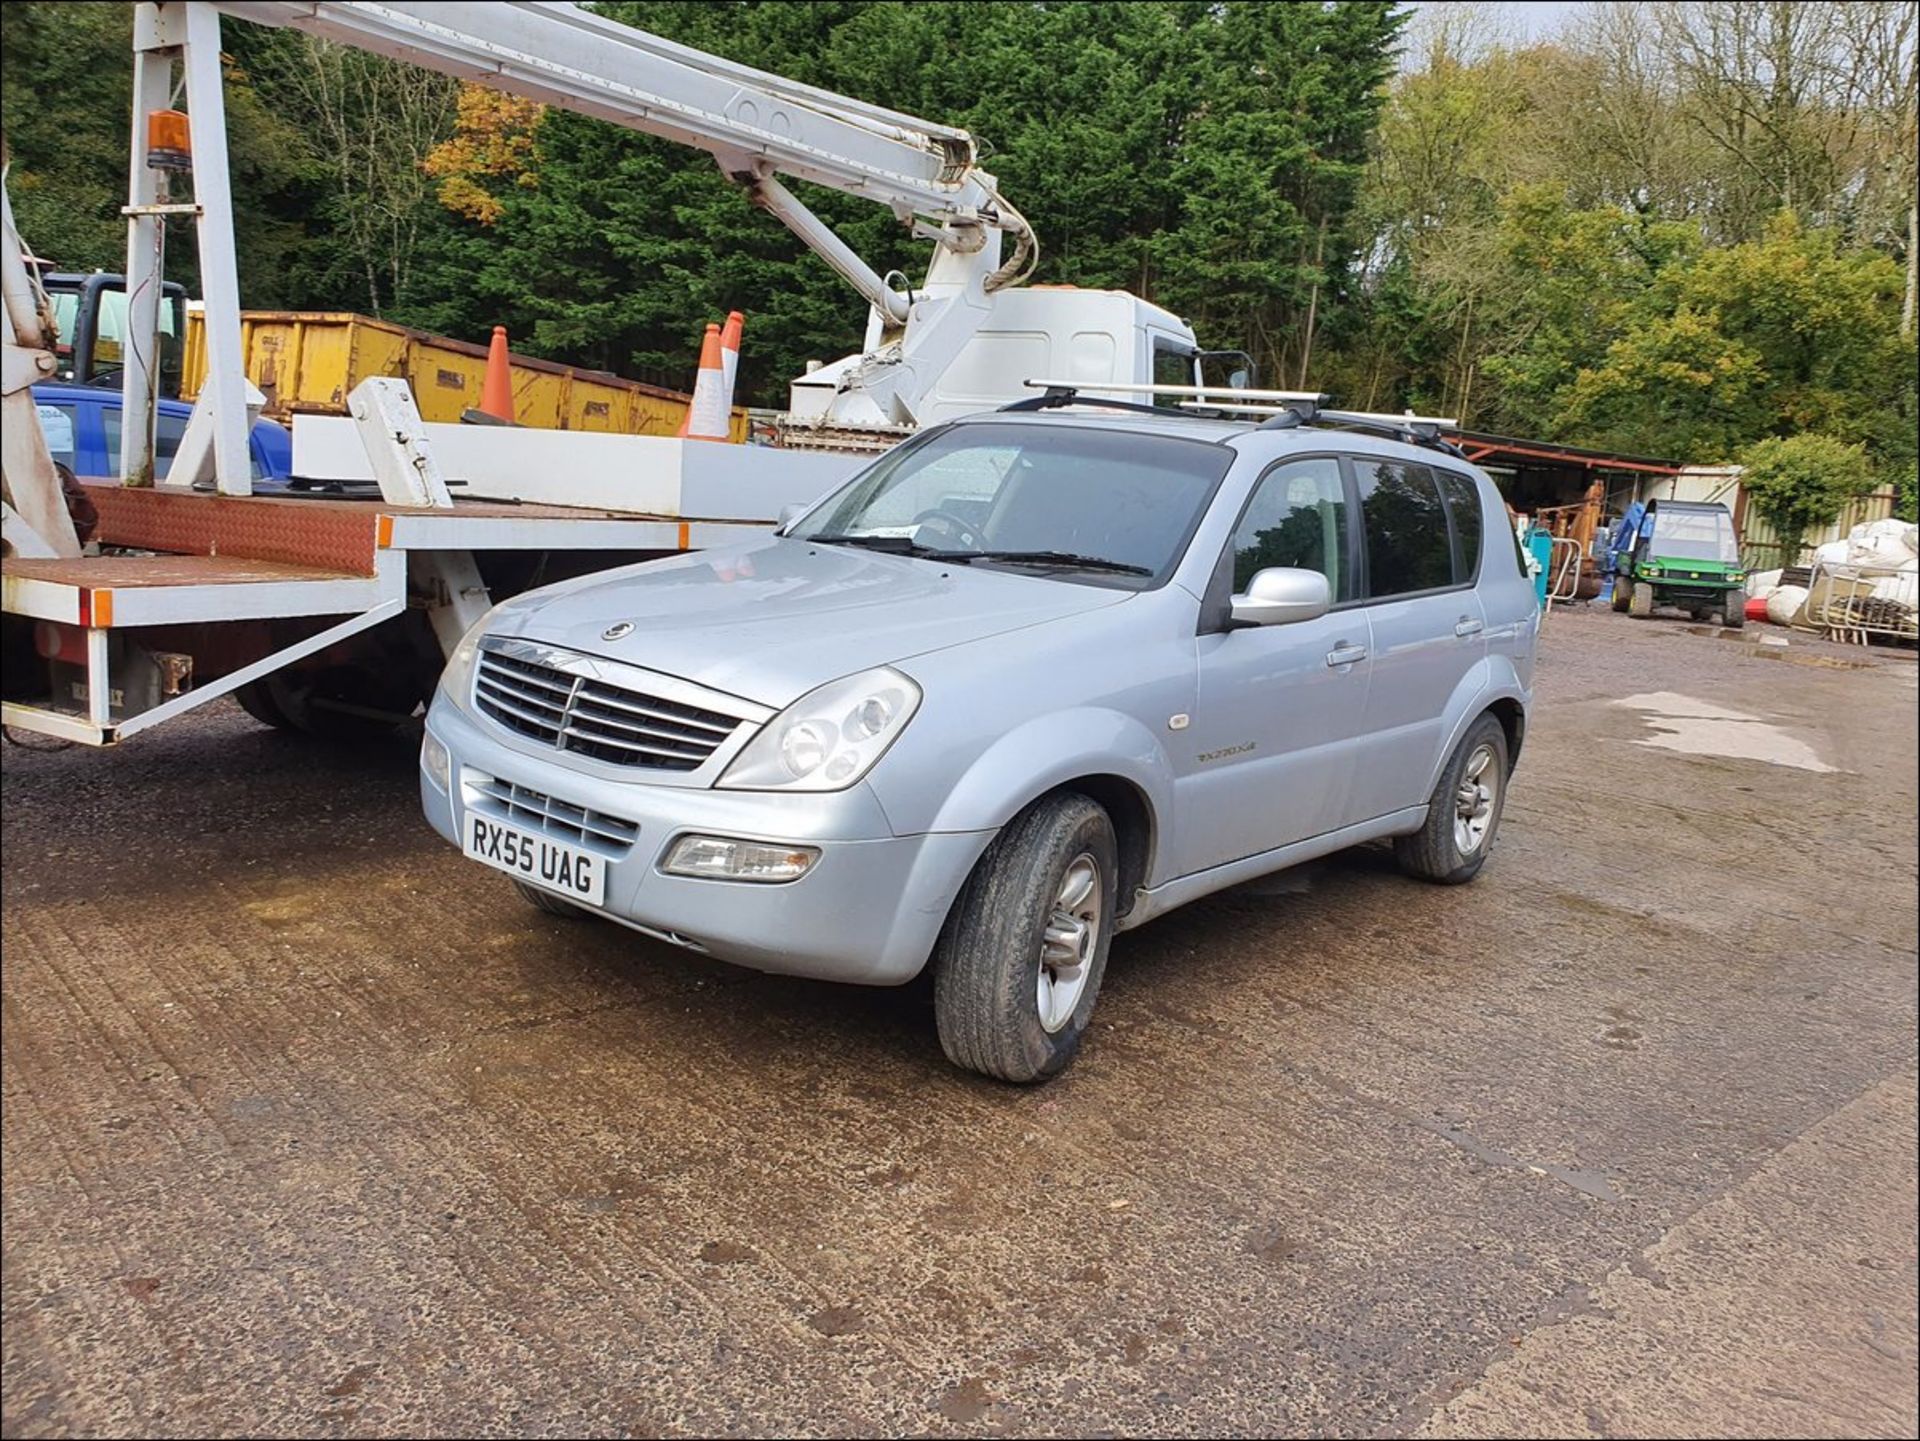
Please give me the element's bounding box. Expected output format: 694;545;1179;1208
1230;567;1331;627
776;502;806;533
1228;368;1250;391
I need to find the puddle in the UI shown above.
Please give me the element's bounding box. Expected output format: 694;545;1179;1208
1417;1118;1620;1202
1613;691;1836;773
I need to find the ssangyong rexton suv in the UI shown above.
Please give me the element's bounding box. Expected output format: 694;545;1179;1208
421;404;1539;1081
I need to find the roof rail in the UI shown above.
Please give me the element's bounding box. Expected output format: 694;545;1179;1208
1021;378;1327;407
999;385;1182;418
1012;381;1469;457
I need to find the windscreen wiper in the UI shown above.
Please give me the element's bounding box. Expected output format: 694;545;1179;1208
809;534;946;557
929;549;1153;576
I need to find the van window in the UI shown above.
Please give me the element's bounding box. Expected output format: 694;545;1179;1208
1356;460;1454;597
1151;340;1194;405
35;402;79;469
1436;470;1483;584
103;406;188;480
1228;457;1352;601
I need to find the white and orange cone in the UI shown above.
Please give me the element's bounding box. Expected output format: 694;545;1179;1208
717;310;745;434
678;322;730;441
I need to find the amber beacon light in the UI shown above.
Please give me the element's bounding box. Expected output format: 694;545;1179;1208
145;109;192;171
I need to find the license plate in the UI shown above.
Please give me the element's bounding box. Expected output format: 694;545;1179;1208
463;812;606;907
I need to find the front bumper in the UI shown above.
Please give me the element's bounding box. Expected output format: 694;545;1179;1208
420;692;989;985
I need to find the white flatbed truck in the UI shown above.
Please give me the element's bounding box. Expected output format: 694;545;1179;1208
2;1;1247;747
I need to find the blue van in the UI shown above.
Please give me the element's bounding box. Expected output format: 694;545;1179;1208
31;382;293;486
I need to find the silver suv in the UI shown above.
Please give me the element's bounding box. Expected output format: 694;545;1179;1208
420;404;1539;1081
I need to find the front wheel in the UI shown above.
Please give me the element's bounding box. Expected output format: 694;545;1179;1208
1394;714;1510;885
932;792;1117;1083
1610;575;1633;613
1627;581;1656;618
1720;589;1746;629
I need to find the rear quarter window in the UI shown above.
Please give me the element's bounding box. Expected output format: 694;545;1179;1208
1436;469;1483;584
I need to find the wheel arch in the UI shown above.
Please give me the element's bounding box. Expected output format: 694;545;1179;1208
1485;696;1526;775
1424;661;1531;794
1039;773;1156;921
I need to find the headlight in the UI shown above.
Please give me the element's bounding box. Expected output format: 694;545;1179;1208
420;729;451;791
438;602;511;711
718;666;921;791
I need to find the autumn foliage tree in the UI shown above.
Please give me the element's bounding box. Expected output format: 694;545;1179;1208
425;87;544;225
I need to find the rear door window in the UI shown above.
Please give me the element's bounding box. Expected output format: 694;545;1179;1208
1356;459;1454;597
1436;470;1483;584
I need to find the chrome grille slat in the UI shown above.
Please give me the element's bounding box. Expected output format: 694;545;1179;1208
473;646;745;772
474;680;566;736
468;773;637;850
573;684;738;737
479;668;573;708
559;724;708;763
483;654;575;697
562;702;717;751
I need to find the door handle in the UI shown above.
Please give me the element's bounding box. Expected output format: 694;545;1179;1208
1325;643;1368;668
1455;617;1484;638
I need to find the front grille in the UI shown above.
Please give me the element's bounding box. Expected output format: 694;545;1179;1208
474;647;742;772
465;772;638;853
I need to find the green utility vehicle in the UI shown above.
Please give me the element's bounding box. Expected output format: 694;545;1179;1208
1609;498;1746;628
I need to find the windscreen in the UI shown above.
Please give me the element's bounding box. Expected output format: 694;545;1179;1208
791;422;1234;586
1649;507;1739;563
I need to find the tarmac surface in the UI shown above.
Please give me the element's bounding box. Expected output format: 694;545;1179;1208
3;606;1916;1438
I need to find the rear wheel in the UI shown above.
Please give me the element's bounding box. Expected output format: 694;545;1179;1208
512;878;591;918
238;665;424;743
932;792;1117;1084
234;678;298;731
1394;714;1510;885
1720;589;1746;629
1627;581;1655;618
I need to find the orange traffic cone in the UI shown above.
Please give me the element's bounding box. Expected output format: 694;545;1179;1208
480;325;514;422
717;311;745;431
679;322;730;441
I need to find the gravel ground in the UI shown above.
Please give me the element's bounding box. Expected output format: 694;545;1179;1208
3;606;1915;1438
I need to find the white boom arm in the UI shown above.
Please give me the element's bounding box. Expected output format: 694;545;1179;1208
214;1;1037;429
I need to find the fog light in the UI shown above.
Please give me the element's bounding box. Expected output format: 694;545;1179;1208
421;730;451;792
662;834;819;883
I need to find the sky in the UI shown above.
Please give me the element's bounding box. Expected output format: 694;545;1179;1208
1400;0;1590;48
1500;1;1588;42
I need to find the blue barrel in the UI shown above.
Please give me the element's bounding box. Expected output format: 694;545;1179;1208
1525;526;1553;607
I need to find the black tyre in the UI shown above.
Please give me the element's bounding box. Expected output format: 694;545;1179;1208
512;878;591;918
1610;577;1633;613
1393;713;1510;885
1627;581;1655;618
234;678;298;731
250;665;422;743
1721;589;1746;629
932;792;1117;1084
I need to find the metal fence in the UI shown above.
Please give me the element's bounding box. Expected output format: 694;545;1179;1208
1739;489;1900;572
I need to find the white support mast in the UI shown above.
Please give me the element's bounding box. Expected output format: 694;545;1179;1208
121;3;253;495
